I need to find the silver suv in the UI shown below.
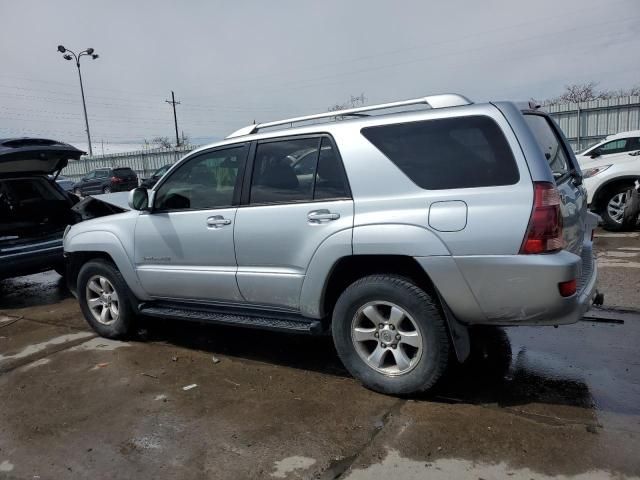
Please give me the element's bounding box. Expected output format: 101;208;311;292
64;94;599;395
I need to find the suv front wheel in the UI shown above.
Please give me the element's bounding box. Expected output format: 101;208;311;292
77;259;136;338
332;275;450;395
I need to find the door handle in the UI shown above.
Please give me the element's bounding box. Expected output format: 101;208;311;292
307;209;340;223
206;215;232;228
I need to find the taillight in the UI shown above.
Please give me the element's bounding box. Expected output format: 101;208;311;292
520;182;563;254
111;176;123;183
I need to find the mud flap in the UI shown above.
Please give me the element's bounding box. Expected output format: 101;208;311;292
622;183;640;226
437;293;470;363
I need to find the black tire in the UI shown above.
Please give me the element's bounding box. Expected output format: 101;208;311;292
600;185;634;231
77;259;136;339
332;275;450;395
103;186;112;194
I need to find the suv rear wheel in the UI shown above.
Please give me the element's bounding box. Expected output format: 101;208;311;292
332;275;450;395
77;259;136;338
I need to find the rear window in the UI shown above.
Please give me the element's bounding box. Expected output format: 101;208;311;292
361;116;519;190
523;114;571;179
114;168;136;176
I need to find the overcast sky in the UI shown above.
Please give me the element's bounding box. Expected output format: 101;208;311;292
1;0;639;151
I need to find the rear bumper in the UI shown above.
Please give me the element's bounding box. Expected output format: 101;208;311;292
417;246;598;326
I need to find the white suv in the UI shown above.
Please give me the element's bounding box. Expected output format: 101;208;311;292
577;130;640;230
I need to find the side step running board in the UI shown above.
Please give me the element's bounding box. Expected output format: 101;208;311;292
139;303;324;335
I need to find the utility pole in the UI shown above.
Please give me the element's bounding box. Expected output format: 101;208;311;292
165;91;181;147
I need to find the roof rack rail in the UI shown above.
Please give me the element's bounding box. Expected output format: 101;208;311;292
226;93;472;139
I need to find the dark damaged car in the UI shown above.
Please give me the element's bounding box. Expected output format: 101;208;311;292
0;138;125;280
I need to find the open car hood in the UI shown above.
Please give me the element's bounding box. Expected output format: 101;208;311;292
0;138;85;176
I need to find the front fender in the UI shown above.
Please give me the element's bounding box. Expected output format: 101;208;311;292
65;230;150;301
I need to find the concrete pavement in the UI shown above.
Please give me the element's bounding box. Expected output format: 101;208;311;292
0;228;638;479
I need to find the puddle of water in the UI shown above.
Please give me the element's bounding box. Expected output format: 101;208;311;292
344;450;639;480
68;338;130;351
0;332;93;363
271;456;316;478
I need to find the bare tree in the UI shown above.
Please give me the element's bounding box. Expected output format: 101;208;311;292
541;82;640;105
151;136;172;149
547;82;604;105
328;93;367;112
605;85;640;98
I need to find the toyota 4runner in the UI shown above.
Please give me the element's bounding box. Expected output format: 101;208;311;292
64;94;599;395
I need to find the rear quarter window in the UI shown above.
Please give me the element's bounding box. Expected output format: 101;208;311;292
361;116;519;190
114;168;136;175
523;114;571;178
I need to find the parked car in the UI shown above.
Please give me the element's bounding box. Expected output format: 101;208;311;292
0;138;130;280
72;167;138;196
140;164;172;189
576;130;640;230
64;94;599;395
48;174;75;192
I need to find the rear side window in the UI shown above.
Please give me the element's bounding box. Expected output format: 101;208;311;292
114;167;135;176
250;138;320;204
314;138;350;200
523;114;571;179
361;116;519;190
95;170;109;178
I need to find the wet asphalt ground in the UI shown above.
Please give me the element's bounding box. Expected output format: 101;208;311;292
0;229;639;479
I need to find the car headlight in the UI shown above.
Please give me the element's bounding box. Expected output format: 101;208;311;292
63;224;71;240
582;165;612;179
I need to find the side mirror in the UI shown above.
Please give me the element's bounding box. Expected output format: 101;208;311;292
590;150;601;159
128;187;149;211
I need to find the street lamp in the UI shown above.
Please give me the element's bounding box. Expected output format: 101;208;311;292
57;45;99;156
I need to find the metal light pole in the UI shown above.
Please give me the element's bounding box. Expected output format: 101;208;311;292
57;45;99;156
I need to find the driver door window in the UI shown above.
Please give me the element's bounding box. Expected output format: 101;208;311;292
154;145;247;211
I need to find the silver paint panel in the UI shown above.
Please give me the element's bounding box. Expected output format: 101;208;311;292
134;208;241;301
234;200;354;308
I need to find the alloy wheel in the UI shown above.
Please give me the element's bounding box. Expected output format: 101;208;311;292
351;301;423;376
85;275;120;325
607;192;627;224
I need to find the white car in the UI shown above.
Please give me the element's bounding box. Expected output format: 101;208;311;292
576;130;640;230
